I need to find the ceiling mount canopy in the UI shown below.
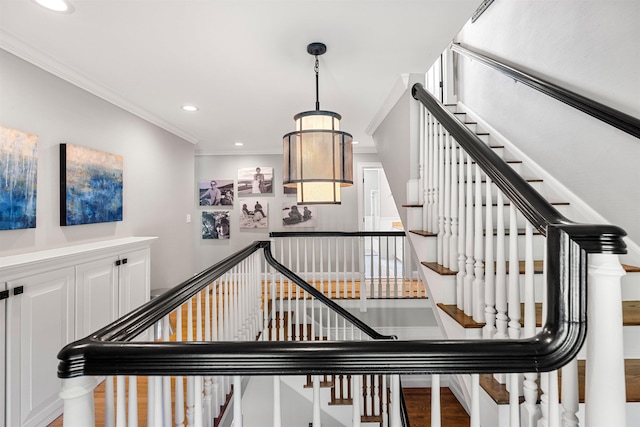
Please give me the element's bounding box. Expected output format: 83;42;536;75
283;42;354;205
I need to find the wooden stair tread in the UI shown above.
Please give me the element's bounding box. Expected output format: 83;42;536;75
623;264;640;273
437;303;485;328
623;300;640;326
502;260;545;274
422;262;457;276
482;359;640;404
402;203;424;208
422;260;544;275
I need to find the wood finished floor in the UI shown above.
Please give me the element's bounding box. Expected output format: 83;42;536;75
403;388;470;427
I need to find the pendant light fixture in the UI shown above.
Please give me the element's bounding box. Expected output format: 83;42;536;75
283;42;353;205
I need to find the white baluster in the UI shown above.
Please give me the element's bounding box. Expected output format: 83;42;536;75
390;375;401;427
426;112;435;233
128;376;138;427
560;358;579;427
483;177;496;338
456;148;466;311
470;374;480;427
105;376;115;427
548;371;560;427
211;286;220;418
472;163;485;322
154;374;163;427
449;139;459;270
508;206;521;339
148;376;156;427
287;241;293;341
313;375;321;427
186;297;195;427
202;290;212;427
523;223;540;425
464;152;474;315
586;254;627;426
273;376;282;427
436;124;445;266
494;190;508;340
116;376;126;427
509;373;521;427
351;237;357;299
352;375;362;427
442;131;451;269
194;376;203;427
431;374;441;427
507;206;522;397
59;377;98;427
382;375;389;427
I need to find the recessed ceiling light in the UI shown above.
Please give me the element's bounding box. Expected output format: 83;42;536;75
352;140;360;145
181;105;199;112
33;0;74;13
234;142;244;147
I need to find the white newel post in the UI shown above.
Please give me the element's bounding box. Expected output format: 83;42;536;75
585;253;626;426
59;376;98;427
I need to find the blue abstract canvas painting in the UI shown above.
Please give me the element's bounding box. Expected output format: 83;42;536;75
60;143;123;226
0;126;38;230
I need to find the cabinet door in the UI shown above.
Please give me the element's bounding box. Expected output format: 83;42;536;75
6;267;75;427
118;248;150;316
75;257;118;339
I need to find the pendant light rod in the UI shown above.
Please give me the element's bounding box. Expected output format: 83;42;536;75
307;42;326;111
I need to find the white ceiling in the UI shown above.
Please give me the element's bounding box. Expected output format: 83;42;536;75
0;0;481;154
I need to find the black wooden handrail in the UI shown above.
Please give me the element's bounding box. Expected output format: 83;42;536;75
451;43;640;140
58;240;393;378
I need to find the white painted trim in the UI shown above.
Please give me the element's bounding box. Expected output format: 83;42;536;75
0;236;157;277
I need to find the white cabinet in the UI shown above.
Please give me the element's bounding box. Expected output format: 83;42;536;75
75;248;150;339
0;237;155;427
5;267;75;427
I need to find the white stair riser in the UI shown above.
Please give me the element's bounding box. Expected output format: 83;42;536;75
621;272;640;300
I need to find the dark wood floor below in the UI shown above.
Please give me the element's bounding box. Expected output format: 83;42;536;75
403;387;470;427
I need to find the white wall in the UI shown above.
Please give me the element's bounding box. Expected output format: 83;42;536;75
194;152;380;273
0;50;196;290
455;0;640;244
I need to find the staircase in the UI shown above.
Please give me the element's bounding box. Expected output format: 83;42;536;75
401;97;640;426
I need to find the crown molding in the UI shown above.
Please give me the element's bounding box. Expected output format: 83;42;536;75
0;29;200;144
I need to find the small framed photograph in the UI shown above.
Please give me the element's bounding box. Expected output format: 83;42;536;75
282;202;316;228
238;167;273;195
202;211;231;239
199;179;234;206
239;200;268;229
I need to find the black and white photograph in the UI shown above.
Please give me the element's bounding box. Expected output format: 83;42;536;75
282;202;316;228
199;179;234;206
237;166;273;195
239;200;268;229
201;211;231;239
